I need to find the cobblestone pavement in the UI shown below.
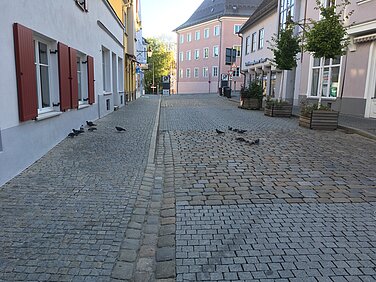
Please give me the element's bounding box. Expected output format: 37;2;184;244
0;96;160;281
160;94;376;281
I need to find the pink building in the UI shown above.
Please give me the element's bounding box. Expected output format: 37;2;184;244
287;0;376;118
174;0;263;94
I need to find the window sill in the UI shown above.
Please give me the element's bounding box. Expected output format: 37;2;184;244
78;104;90;110
103;92;112;96
307;96;337;100
35;111;62;121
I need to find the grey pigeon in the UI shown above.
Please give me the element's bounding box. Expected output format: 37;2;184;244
88;127;97;132
115;126;126;132
235;137;246;142
216;129;225;134
68;132;75;138
86;121;97;127
228;126;233;131
72;129;82;135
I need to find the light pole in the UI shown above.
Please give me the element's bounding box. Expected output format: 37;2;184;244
153;63;155;94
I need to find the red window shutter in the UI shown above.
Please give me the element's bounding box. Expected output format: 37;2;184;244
87;56;95;104
13;23;38;121
69;48;78;109
58;42;71;111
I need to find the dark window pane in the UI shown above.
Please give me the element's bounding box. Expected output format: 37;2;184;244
38;42;48;65
40;65;50;107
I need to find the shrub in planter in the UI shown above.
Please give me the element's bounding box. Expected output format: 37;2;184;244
239;81;264;110
299;102;338;130
264;99;293;117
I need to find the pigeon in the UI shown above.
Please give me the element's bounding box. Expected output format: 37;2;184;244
80;125;85;132
233;128;239;132
237;129;247;134
228;126;233;131
115;126;126;132
68;132;75;138
88;127;97;132
72;129;82;135
216;129;225;134
235;137;246;142
86;121;97;127
248;138;260;145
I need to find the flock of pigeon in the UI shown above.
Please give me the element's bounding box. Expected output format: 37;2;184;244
216;126;260;146
67;121;126;138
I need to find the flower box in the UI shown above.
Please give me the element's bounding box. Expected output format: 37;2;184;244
239;98;260;110
299;110;338;130
264;104;292;117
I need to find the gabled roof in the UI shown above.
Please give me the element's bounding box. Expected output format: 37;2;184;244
238;0;278;34
174;0;264;31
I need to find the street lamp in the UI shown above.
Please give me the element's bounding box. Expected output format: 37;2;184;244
136;47;154;94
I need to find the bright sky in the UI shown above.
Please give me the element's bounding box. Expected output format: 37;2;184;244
141;0;203;41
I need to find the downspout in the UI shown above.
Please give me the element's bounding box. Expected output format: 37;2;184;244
176;32;180;94
237;33;246;87
218;17;223;94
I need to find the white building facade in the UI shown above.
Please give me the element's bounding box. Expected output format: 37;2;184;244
0;0;125;186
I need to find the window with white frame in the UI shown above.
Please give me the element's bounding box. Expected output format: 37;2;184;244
179;69;183;78
212;66;218;77
194;49;200;60
234;24;241;34
213;46;219;57
195;31;200;40
279;0;295;28
186;50;191;61
34;39;52;112
203;47;209;58
194;67;199;78
187;33;192;42
77;55;88;104
186;68;191;78
180;34;184;44
179;52;184;62
118;57;124;94
258;28;264;49
245;36;251;54
233;45;241;57
214;25;220;36
204;28;209;38
232;67;240;77
203;67;208;78
251;32;257;52
102;47;111;92
310;56;341;98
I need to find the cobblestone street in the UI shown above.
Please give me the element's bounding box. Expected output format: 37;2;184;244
0;94;375;281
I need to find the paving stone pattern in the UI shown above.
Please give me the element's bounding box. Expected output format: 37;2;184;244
160;94;376;281
0;96;159;282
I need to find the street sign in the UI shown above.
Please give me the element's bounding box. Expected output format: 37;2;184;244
221;73;229;81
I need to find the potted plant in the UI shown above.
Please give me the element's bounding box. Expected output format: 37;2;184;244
264;98;293;117
299;102;339;130
239;81;263;110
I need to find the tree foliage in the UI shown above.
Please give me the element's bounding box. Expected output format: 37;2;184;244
144;38;175;93
304;0;351;59
270;17;301;70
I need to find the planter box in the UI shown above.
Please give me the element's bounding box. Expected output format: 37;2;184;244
239;98;260;110
264;104;292;117
299;110;339;130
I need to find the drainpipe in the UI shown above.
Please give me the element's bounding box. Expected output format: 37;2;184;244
237;33;246;87
218;17;223;94
176;32;180;94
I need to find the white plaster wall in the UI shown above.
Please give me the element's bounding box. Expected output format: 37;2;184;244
0;0;124;186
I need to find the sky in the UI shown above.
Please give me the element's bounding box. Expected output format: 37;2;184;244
141;0;203;41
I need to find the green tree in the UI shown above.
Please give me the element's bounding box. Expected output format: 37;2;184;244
144;38;175;94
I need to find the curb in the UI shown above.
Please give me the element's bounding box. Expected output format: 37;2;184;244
338;125;376;141
148;96;161;164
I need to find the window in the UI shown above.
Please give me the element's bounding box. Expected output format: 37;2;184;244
102;47;111;92
212;66;218;77
179;69;183;78
186;50;191;61
213;46;219;57
179;52;184;62
195;31;200;40
77;56;88;104
75;0;88;11
251;32;257;52
204;28;209;38
233;45;241;57
245;36;251;54
124;12;127;33
118;57;124;96
194;67;199;78
34;39;52;112
234;24;241;34
180;34;184;44
203;67;208;78
232;67;240;77
279;0;295;28
186;68;191;78
214;25;220;36
258;28;264;49
187;33;192;42
203;47;209;58
310;56;341;98
194;49;200;60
